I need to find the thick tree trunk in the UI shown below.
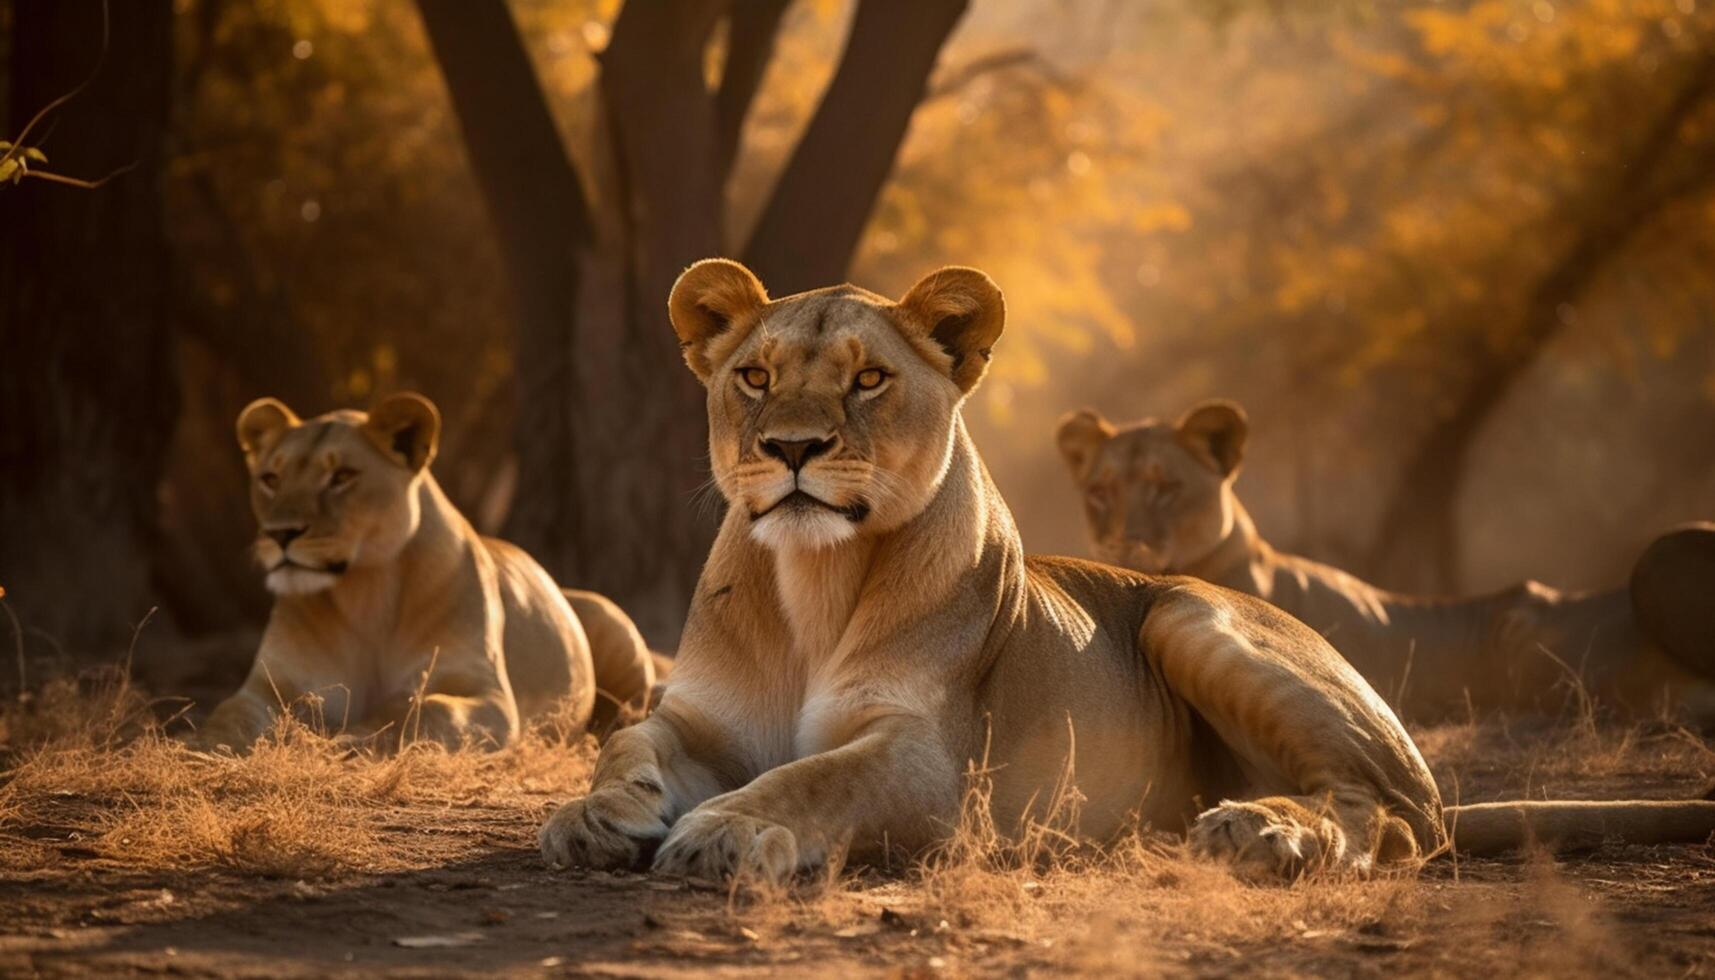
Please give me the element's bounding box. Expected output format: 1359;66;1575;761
1368;51;1715;593
415;0;593;599
0;0;177;659
574;1;729;643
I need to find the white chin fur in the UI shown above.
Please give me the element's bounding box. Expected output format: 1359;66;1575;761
750;508;857;552
265;566;342;596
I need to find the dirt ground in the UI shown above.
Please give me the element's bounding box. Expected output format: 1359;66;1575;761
2;677;1714;978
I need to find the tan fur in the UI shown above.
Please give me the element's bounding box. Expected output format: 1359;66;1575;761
539;261;1464;884
192;393;654;751
1057;401;1715;726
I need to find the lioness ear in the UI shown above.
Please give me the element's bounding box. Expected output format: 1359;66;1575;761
1056;409;1114;483
1176;399;1248;478
236;398;301;459
896;266;1005;394
364;391;441;472
668;258;769;382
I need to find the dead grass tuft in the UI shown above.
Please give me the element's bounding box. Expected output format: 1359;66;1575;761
0;666;597;880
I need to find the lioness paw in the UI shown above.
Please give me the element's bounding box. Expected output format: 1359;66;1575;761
539;789;668;871
1190;800;1342;881
652;809;798;884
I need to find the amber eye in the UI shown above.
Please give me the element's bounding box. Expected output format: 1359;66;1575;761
854;368;888;391
330;467;359;489
259;473;280;492
738;367;770;391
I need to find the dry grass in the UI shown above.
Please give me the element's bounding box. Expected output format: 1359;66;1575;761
0;666;597;881
4;664;1714;976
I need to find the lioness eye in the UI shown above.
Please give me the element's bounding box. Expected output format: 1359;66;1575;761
739;367;770;391
330;467;358;489
854;368;888;391
259;473;280;492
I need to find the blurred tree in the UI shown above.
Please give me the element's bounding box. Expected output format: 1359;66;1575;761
0;0;177;657
1369;44;1715;591
417;0;967;642
1096;2;1715;591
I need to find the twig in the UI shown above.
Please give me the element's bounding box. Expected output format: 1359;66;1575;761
0;0;111;171
400;647;441;754
110;607;158;738
926;46;1073;101
19;161;137;190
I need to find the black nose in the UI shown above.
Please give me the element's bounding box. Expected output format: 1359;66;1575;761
267;527;307;549
761;436;836;472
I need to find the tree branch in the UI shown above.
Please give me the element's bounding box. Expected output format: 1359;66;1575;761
743;0;969;295
715;0;791;182
925;46;1069;102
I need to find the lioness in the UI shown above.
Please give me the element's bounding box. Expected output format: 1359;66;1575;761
538;260;1715;882
192;392;657;750
1056;401;1715;725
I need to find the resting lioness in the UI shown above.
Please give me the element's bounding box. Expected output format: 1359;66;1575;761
1056;401;1715;726
191;392;656;750
537;259;1715;883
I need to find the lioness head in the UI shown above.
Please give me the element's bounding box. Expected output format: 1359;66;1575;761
1056;400;1248;573
668;259;1004;551
236;392;441;595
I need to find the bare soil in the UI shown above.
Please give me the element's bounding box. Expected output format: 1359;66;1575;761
3;681;1714;978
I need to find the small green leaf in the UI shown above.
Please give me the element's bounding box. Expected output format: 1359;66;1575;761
23;147;46;163
0;141;12;152
0;159;17;183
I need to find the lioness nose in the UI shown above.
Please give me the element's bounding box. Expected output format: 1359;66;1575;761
267;526;307;548
761;436;836;472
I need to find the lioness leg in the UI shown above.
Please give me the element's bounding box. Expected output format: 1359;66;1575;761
1141;584;1443;878
190;685;278;751
538;703;738;871
1188;791;1420;879
650;712;958;882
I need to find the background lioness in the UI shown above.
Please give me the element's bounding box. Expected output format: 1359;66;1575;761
538;259;1715;884
1057;401;1715;726
191;392;657;750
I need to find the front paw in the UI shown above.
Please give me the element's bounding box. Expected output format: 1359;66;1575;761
1189;800;1335;881
175;728;243;755
539;788;669;871
652;809;798;884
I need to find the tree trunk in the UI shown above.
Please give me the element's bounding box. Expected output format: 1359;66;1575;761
0;0;177;660
572;1;729;643
1368;51;1715;593
414;0;593;603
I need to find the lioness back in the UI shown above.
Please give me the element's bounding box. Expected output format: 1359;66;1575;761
561;586;657;730
482;536;594;723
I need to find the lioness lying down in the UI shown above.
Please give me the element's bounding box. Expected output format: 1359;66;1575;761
190;393;657;751
1056;401;1715;726
539;259;1715;883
